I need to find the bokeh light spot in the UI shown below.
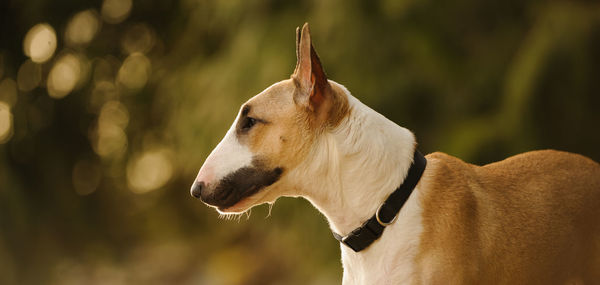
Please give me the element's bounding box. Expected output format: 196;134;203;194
47;53;81;99
0;102;13;144
17;60;42;92
65;10;101;46
121;23;155;54
0;78;18;107
101;0;132;24
92;101;129;158
72;159;102;195
117;53;151;90
23;23;57;63
94;124;127;158
99;100;129;129
127;148;174;194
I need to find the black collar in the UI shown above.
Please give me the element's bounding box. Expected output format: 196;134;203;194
332;150;427;252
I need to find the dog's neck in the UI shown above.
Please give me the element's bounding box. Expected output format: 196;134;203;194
293;82;416;236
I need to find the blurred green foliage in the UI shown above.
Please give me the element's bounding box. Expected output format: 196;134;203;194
0;0;599;284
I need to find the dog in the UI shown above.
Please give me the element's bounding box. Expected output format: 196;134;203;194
190;23;600;284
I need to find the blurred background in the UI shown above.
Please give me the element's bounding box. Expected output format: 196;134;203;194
1;0;599;284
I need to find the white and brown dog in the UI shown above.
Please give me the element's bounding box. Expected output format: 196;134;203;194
191;23;600;284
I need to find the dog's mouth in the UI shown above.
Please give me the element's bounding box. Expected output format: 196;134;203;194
200;166;283;211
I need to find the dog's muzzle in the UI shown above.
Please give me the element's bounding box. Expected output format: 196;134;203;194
190;165;284;211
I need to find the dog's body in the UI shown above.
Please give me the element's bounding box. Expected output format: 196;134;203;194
191;24;600;284
415;151;600;284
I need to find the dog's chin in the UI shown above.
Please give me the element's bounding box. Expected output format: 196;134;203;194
216;189;271;214
216;199;253;214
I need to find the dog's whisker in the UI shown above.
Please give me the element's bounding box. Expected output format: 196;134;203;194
265;202;274;219
218;212;242;221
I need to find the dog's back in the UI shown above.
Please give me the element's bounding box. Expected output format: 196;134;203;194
416;150;600;284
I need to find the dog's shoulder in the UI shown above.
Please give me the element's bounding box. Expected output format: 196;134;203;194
423;152;478;182
419;151;480;214
414;152;483;283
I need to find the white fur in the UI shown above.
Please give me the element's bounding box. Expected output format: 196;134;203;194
194;118;253;192
198;80;424;283
286;81;424;284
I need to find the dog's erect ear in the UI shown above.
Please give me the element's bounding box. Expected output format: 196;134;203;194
292;23;330;113
293;26;301;75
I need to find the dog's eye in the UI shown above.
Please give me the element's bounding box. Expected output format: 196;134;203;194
241;117;257;131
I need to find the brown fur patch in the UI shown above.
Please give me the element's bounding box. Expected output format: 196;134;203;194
326;82;350;128
236;79;350;177
414;150;600;284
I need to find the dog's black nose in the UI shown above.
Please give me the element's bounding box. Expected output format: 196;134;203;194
190;181;205;199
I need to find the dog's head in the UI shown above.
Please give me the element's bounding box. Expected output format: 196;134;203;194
190;23;349;213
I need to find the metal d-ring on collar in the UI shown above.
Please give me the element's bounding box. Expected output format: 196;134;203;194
332;150;427;253
376;203;397;226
